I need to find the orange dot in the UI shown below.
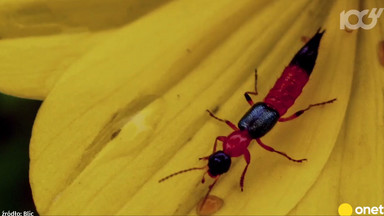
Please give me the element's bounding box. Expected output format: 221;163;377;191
196;195;224;216
301;36;309;43
344;27;353;33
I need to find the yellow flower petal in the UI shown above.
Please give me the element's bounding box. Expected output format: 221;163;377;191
25;0;374;215
0;0;169;99
0;32;111;99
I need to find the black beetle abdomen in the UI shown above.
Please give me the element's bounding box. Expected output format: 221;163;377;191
238;102;280;138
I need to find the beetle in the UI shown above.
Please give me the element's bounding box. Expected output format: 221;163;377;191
159;28;335;206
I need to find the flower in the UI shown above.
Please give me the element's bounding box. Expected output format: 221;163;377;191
0;0;382;215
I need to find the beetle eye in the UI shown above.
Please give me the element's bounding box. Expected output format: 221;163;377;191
208;151;231;176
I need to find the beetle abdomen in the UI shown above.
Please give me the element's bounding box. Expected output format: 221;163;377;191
238;102;280;138
263;29;325;116
263;65;309;116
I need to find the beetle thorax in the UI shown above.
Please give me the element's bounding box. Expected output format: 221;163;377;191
222;130;252;157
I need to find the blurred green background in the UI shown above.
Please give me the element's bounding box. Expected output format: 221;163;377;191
0;92;39;213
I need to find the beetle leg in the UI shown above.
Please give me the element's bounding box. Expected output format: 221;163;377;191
206;110;238;131
256;138;307;162
244;69;258;106
240;149;251;191
279;98;336;122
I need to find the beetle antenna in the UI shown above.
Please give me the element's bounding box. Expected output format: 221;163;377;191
159;166;207;183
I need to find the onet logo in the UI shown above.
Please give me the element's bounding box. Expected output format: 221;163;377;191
340;8;384;30
338;203;384;216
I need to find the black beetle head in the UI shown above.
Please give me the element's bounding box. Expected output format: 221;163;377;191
208;151;231;177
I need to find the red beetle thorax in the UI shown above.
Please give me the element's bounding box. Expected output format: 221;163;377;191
223;130;252;157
